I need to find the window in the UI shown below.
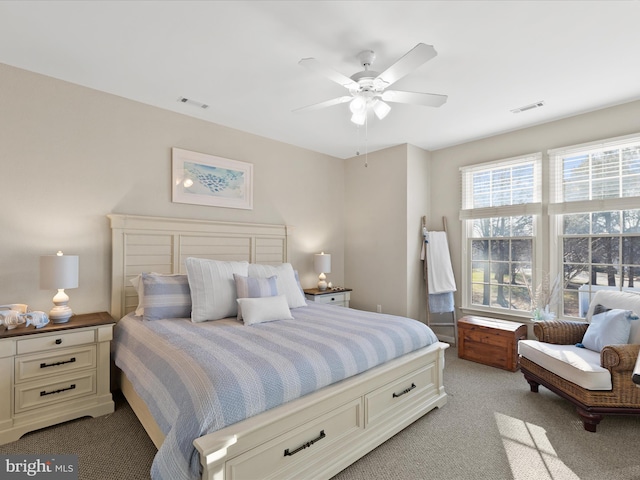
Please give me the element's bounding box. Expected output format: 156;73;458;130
460;154;542;314
550;134;640;317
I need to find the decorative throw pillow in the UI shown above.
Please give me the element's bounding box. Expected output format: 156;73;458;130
234;274;278;320
130;273;188;317
294;270;305;296
141;273;191;321
185;257;249;322
581;309;638;352
248;263;307;309
237;295;293;326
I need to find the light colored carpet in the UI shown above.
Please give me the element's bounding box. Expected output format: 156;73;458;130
2;346;639;479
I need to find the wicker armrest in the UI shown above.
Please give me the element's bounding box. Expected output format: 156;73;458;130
601;344;640;372
533;320;589;345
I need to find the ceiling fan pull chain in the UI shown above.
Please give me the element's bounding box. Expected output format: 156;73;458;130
364;116;369;168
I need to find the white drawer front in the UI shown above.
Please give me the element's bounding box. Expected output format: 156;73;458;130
15;345;96;383
310;293;349;305
14;371;96;413
365;364;437;426
227;398;362;480
17;330;95;355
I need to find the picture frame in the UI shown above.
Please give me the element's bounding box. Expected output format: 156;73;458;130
172;148;253;210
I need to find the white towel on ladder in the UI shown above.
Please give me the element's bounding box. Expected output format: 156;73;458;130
426;231;457;294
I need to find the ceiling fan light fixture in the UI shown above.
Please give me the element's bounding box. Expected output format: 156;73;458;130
372;99;391;120
349;96;367;114
351;111;367;126
297;43;446;125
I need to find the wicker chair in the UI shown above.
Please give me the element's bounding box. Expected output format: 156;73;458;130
519;290;640;432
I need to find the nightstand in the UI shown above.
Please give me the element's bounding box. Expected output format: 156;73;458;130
304;288;352;307
0;312;115;444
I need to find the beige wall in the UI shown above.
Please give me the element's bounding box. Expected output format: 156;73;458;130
430;99;640;320
4;60;640;324
0;63;345;315
344;144;430;318
406;144;430;322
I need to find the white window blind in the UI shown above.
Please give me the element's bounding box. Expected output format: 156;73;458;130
549;133;640;215
460;153;542;220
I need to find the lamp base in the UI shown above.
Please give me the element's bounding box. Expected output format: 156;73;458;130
317;272;328;291
49;305;73;324
50;289;73;323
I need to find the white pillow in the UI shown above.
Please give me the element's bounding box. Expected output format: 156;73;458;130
248;263;307;309
234;274;278;320
581;309;638;352
185;257;249;322
237;295;293;325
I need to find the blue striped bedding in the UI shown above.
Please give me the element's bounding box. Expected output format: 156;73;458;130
113;302;439;480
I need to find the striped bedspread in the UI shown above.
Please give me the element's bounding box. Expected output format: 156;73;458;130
113;303;439;480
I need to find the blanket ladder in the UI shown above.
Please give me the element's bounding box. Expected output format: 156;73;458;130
422;215;458;345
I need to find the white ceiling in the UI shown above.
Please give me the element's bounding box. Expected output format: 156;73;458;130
1;1;639;159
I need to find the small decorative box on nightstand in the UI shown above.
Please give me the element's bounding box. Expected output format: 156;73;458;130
304;288;352;307
0;311;116;445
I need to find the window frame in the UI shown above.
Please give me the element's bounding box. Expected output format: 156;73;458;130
549;133;640;317
460;153;543;317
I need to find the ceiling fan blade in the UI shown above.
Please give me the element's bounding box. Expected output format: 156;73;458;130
299;58;358;90
375;43;437;88
381;90;448;108
293;96;353;113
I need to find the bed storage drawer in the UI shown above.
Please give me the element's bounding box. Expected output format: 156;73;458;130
365;364;437;426
226;398;363;480
15;345;96;383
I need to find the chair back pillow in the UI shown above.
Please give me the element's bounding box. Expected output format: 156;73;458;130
581;309;636;352
587;290;640;344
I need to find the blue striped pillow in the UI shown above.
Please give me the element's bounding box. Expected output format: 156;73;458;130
142;273;192;321
234;274;278;321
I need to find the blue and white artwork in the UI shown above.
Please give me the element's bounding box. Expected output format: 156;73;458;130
172;148;253;210
182;161;245;199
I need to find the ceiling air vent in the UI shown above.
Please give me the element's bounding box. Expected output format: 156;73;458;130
178;97;209;109
510;101;545;114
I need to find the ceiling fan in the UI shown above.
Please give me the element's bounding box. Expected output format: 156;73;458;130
294;43;447;125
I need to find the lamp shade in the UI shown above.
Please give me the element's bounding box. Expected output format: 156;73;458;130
314;253;331;274
40;252;79;290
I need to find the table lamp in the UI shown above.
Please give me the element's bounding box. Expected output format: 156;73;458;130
314;252;331;291
40;251;79;323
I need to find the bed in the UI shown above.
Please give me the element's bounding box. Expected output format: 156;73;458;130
109;214;448;480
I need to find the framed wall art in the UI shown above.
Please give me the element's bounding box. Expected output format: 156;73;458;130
172;148;253;210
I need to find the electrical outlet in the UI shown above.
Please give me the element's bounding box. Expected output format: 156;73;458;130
376;305;382;313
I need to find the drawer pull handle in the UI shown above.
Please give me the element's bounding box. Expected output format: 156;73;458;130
40;357;76;369
40;384;76;397
284;430;326;457
393;382;417;398
55;339;62;345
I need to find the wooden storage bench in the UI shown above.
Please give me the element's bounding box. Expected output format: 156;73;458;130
458;316;527;372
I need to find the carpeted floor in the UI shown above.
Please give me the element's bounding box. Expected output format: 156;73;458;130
2;346;639;479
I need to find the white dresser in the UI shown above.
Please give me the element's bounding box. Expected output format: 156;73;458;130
304;288;352;307
0;312;115;444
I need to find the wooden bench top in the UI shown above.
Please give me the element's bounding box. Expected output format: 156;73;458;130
459;315;526;332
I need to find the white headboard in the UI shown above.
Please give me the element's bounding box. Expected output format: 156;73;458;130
108;214;291;320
